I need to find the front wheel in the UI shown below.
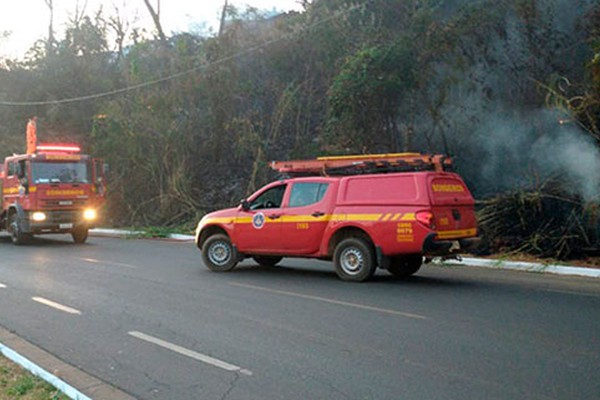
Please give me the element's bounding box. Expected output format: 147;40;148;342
388;254;423;278
333;237;376;282
202;234;238;272
9;213;30;245
72;227;89;244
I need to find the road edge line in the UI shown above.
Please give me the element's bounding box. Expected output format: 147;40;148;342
0;341;92;400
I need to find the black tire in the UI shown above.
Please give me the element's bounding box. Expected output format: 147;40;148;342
333;237;376;282
72;227;89;244
252;256;283;267
202;234;238;272
9;212;30;245
388;254;423;278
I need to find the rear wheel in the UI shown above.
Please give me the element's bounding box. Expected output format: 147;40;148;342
252;256;282;267
202;234;238;272
9;212;30;245
388;254;423;278
333;237;376;282
72;226;89;244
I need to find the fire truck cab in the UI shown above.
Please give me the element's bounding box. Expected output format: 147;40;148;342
0;125;106;245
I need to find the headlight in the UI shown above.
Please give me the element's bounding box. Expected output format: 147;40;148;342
32;212;46;222
83;209;97;221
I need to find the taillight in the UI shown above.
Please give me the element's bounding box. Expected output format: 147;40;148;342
416;210;436;230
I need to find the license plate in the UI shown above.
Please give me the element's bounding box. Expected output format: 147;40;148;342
59;223;73;229
59;201;73;206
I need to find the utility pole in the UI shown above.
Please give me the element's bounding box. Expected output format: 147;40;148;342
218;0;228;37
44;0;55;55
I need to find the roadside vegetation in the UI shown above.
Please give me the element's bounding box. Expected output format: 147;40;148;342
0;356;67;400
1;0;599;261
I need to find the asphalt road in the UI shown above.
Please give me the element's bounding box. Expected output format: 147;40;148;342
0;234;599;400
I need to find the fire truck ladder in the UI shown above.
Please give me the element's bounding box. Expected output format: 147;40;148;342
271;153;452;177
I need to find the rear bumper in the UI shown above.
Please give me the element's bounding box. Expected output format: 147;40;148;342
422;233;481;256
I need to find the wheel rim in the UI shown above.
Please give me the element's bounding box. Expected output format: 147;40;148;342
208;241;231;266
340;247;364;276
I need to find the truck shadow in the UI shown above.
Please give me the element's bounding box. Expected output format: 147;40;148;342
0;234;96;247
231;262;472;287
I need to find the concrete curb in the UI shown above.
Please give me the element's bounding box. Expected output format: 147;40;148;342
89;228;600;279
89;228;194;241
0;326;135;400
0;342;92;400
437;257;600;279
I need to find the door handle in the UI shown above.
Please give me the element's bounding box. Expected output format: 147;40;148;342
268;214;281;220
311;211;325;217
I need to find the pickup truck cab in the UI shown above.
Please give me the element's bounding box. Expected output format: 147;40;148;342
195;154;480;281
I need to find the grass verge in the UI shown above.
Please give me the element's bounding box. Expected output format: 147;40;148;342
0;356;68;400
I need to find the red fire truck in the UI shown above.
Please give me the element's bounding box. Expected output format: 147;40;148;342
0;119;107;245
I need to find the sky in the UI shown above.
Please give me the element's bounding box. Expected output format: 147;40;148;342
0;0;304;59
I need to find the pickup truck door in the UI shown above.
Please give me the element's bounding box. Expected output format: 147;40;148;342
235;183;286;253
281;181;331;255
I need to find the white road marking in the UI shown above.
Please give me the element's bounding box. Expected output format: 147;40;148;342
32;297;82;315
128;331;252;376
229;282;428;320
80;257;138;269
0;283;6;289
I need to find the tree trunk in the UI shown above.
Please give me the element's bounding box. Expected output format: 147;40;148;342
142;0;167;42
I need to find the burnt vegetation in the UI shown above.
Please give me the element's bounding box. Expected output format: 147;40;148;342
1;0;600;260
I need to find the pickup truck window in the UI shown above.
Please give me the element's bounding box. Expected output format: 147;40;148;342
250;184;286;210
289;182;328;207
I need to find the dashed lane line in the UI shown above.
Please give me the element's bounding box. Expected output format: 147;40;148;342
31;297;82;315
229;282;428;320
128;331;252;376
0;283;6;289
79;257;138;269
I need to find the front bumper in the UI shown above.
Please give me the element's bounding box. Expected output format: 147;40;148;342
422;233;482;256
24;210;96;233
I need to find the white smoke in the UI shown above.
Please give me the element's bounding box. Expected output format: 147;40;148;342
531;122;600;202
468;108;600;203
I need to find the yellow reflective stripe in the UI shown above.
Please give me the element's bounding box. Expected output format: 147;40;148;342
437;228;477;239
331;214;382;222
204;213;427;225
204;217;236;224
400;213;416;221
381;213;392;221
280;215;330;223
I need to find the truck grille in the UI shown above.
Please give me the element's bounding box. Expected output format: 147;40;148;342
45;211;79;223
41;199;87;208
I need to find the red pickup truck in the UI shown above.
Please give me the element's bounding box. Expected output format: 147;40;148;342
195;154;480;281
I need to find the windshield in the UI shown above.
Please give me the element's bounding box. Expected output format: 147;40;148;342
31;161;91;184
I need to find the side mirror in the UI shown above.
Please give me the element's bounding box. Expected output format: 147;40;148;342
240;199;250;211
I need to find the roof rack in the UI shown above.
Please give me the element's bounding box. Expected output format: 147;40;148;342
271;153;452;177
